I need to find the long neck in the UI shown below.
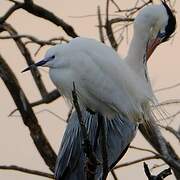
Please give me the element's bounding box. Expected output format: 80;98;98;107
125;28;154;98
125;28;149;82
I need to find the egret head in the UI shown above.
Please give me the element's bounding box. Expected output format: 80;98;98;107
134;1;176;59
22;44;63;72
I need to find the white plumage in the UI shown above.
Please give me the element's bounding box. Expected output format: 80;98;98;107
47;37;153;121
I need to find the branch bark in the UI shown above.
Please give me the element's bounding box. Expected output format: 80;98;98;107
139;121;180;179
6;0;78;38
0;165;54;179
0;23;48;99
72;83;99;180
0;54;57;172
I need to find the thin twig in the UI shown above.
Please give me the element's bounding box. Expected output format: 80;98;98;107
114;155;160;169
111;169;118;180
8;89;61;116
0;165;54;179
97;6;105;43
0;23;48;99
155;82;180;93
158;124;180;142
144;162;172;180
129;145;158;155
7;0;78;38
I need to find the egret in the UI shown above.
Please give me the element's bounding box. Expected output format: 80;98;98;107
22;2;176;180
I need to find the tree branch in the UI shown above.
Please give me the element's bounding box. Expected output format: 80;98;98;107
0;3;23;24
105;0;118;50
0;54;57;172
144;162;172;180
98;113;108;179
139;120;180;179
0;165;54;179
114;155;160;169
72;83;99;180
0;23;49;99
7;0;78;38
97;6;105;43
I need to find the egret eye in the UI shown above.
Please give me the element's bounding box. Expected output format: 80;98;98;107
51;55;55;59
158;31;166;38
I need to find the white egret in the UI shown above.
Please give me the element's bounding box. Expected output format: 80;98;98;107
22;2;176;180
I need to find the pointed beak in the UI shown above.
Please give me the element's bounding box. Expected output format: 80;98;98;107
146;37;162;60
146;31;166;60
21;57;51;73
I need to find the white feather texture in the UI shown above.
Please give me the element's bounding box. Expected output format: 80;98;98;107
48;38;153;121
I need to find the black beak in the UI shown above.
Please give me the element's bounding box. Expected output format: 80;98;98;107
21;57;51;73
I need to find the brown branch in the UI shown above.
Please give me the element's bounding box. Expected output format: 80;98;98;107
97;6;105;43
105;0;118;50
156;99;180;107
115;0;153;17
72;83;99;180
0;34;68;46
155;82;180;93
0;3;23;24
7;0;78;38
114;155;160;169
9;89;61;116
108;17;134;25
158;124;180;142
110;0;121;12
0;54;57;172
129;145;158;155
111;169;118;180
0;165;54;179
144;162;172;180
98;113;108;179
139;121;180;179
0;23;48;99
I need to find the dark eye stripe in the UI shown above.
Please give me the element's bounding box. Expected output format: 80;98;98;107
162;1;176;42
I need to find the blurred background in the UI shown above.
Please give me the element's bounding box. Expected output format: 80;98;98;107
0;0;179;179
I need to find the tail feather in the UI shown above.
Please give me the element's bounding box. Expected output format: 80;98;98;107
55;111;137;180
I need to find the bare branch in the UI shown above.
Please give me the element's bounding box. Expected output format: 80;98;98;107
129;145;158;155
0;34;68;46
97;6;105;43
7;0;78;38
155;82;180;93
0;54;57;172
156;99;180;107
0;4;23;24
144;162;172;180
9;89;61;116
139;121;180;179
158;124;180;142
0;23;48;99
72;83;99;180
105;0;118;50
114;155;160;169
98;113;108;179
0;165;54;179
111;169;118;180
